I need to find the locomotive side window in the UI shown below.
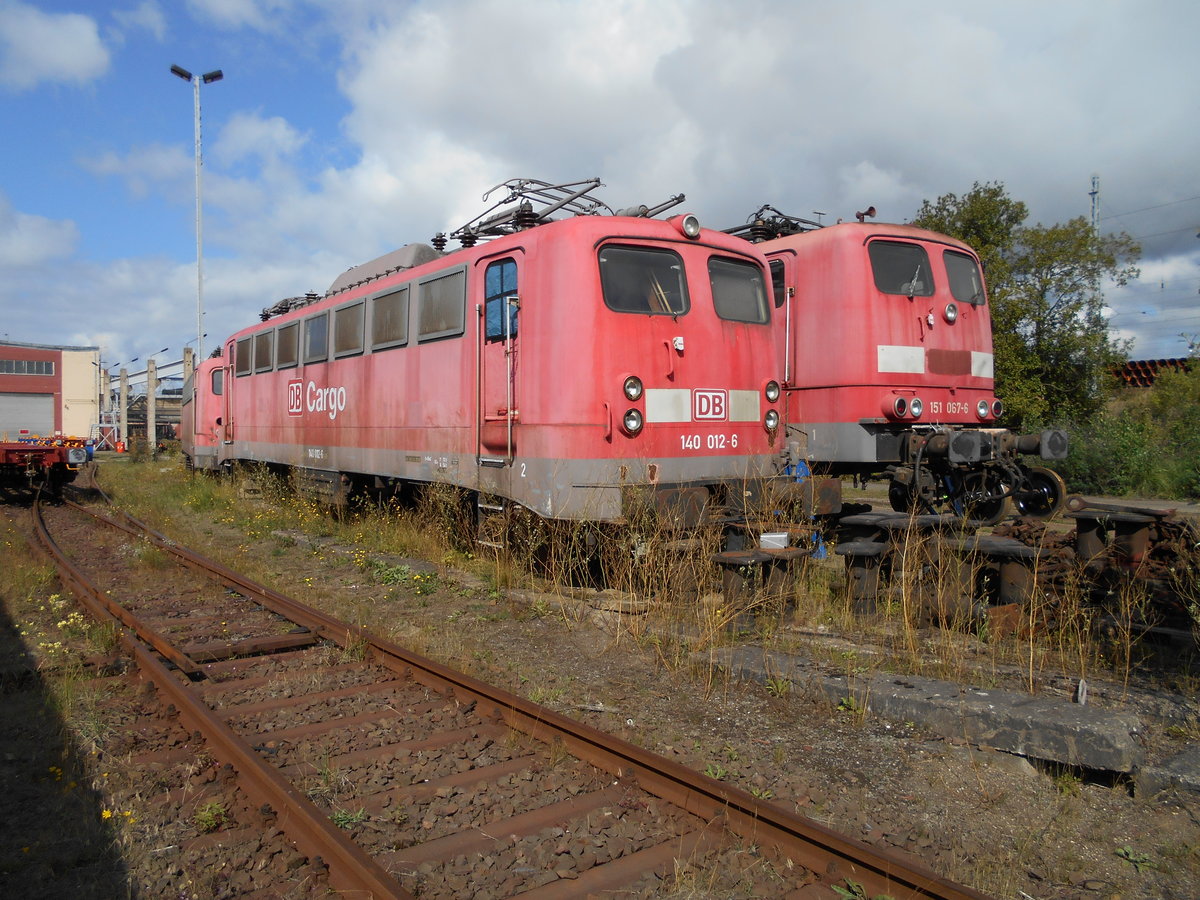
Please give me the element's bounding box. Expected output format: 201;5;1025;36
485;258;518;341
769;259;787;308
277;322;299;369
943;250;986;305
599;246;689;316
304;312;329;363
235;337;253;376
334;300;365;358
371;286;409;350
709;256;769;324
253;330;274;373
418;268;466;341
211;368;223;395
868;241;934;297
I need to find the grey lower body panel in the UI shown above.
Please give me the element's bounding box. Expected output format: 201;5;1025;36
218;439;782;523
787;421;881;465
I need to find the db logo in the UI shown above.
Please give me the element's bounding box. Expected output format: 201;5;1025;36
692;389;728;421
287;379;303;416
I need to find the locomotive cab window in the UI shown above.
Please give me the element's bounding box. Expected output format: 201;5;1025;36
235;337;253;376
211;368;223;395
371;286;409;350
868;241;934;297
253;330;274;373
710;256;769;324
485;258;518;341
769;259;787;308
334;300;365;358
943;249;986;305
418;268;466;342
599;246;688;315
304;312;329;363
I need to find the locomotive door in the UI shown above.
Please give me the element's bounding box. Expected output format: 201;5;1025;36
222;342;235;443
477;255;520;464
768;253;799;438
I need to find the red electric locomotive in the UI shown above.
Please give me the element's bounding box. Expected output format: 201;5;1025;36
729;206;1067;522
183;180;786;539
181;354;223;474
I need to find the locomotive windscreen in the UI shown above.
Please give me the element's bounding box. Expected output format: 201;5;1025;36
943;250;986;305
599;246;689;316
708;256;769;324
867;241;934;297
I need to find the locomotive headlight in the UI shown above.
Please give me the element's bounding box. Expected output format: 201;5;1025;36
765;380;781;403
671;213;702;239
909;398;924;419
622;408;644;435
764;410;780;430
888;397;908;418
623;375;644;401
944;302;959;323
991;399;1004;418
976;399;991;418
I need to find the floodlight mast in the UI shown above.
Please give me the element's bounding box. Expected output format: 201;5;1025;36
170;64;224;361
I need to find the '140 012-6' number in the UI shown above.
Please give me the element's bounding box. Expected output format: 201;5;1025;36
681;433;738;450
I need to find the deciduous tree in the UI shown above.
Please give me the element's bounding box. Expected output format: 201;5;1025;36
913;182;1139;428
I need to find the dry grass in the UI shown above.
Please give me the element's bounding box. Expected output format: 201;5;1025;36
90;455;1194;702
0;513;130;896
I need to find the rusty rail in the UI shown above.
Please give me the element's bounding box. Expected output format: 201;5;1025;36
39;493;993;900
32;495;412;900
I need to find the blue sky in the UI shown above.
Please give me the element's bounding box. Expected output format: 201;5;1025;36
2;0;1198;373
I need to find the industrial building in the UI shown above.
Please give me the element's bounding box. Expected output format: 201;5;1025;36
0;339;100;441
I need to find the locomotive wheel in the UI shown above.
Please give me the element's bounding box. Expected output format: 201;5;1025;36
888;479;919;514
963;494;1009;527
1013;466;1067;519
958;468;1010;526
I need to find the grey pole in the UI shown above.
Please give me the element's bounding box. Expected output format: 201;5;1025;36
171;65;224;362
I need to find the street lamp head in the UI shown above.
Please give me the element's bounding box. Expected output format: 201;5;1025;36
170;64;193;81
202;69;223;84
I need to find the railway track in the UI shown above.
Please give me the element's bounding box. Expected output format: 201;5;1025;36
28;491;992;899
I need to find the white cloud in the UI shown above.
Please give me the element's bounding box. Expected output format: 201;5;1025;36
214;111;307;166
83;144;193;201
185;0;292;32
0;1;109;91
0;194;78;267
1105;250;1200;358
113;1;167;41
337;1;691;201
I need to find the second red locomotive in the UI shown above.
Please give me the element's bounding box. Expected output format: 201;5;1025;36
730;206;1067;522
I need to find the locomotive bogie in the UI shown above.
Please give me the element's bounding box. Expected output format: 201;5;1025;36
183;214;785;530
